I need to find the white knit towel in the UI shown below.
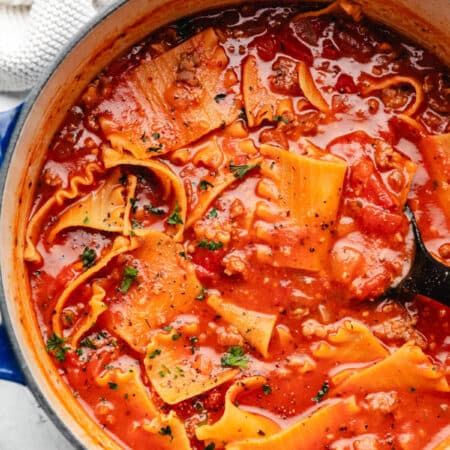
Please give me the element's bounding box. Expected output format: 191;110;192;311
0;0;115;92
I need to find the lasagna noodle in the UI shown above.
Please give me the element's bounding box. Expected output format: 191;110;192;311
103;148;186;241
361;75;424;116
24;162;103;263
226;396;360;450
195;376;280;446
312;319;389;362
47;168;127;242
257;144;347;271
292;0;363;22
144;330;239;404
207;294;277;358
297;61;330;113
99;28;240;159
242;55;295;127
419;133;450;220
332;341;450;393
103;231;201;353
52;236;137;337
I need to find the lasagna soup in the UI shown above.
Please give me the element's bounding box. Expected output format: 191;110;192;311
25;1;450;449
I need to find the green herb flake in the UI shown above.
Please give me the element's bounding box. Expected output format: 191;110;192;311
83;216;89;224
273;115;289;124
147;143;163;152
205;444;216;450
148;349;162;359
197;239;223;251
167;202;184;225
199;179;214;191
262;384;272;395
196;286;207;301
108;382;118;390
207;208;218;219
80;337;97;349
163;326;173;332
80;247;96;269
214;93;227;103
120;266;139;294
221;346;248;369
129;197;138;214
229;163;260;179
179;251;187;259
145;204;165;216
152;132;161;140
46;333;69;362
172;332;182;341
312;381;329;403
159;425;173;441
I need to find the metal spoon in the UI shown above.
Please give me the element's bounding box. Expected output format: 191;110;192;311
386;205;450;305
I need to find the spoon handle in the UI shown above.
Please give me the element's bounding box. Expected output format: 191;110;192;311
399;206;450;305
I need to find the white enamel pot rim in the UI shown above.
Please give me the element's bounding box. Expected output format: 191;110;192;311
0;0;449;448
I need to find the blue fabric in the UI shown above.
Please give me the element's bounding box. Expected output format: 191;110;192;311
0;103;26;384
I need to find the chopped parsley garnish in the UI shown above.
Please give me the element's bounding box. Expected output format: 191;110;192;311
229;163;260;179
80;337;97;349
221;346;248;369
145;204;165;215
46;333;69;362
312;381;329;403
80;247;96;269
148;349;162;359
120;266;138;293
207;208;218;219
172;332;182;341
189;336;199;354
262;384;272;395
205;444;216;450
163;326;173;332
152;132;160;139
83;216;89;224
129;197;138;213
214;93;226;103
196;286;207;301
141;132;147;142
131;218;142;229
197;239;223;251
167;203;184;225
159;425;173;441
179;251;187;259
147;143;163;152
108;382;118;390
273;115;289;124
199;179;214;191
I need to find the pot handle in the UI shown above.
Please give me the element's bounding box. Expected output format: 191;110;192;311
0;103;26;384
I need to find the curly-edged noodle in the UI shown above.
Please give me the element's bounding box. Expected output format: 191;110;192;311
207;294;277;358
258;144;347;271
332;341;450;394
103;231;201;353
297;61;329;113
396;113;427;133
292;0;363;22
103;147;186;241
122;174;138;237
144;330;239;404
68;282;107;347
52;236;138;337
226;396;360;450
242;55;296;128
196;376;280;447
96;368;159;418
47;168;126;242
419;133;450;221
99;28;240;159
430;434;450;450
24;162;103;263
361;75;424;116
312;320;389;362
142;410;191;450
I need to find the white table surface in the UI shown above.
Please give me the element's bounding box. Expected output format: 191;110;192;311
0;92;72;450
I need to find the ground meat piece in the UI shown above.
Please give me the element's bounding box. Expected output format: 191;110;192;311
41;168;62;188
354;436;381;450
301;319;328;338
215;325;244;347
201;388;224;412
222;253;249;278
381;85;412;110
372;313;427;348
229;198;245;219
177;51;201;87
270;56;301;96
364;391;399;414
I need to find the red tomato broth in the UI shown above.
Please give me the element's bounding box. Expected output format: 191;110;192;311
25;3;450;450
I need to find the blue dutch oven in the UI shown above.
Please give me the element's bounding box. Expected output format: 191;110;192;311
0;0;449;448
